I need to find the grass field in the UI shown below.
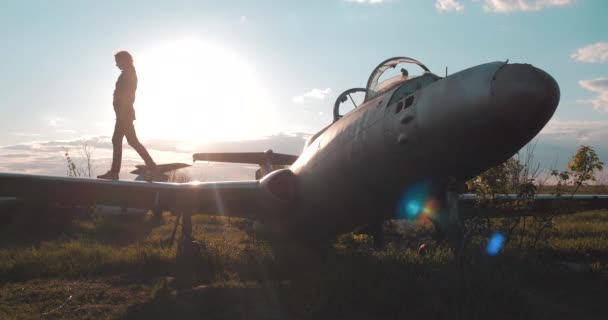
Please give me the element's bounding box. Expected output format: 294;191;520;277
537;184;608;195
0;207;607;319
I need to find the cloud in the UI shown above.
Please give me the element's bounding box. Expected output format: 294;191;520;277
481;0;574;13
345;0;389;4
14;133;41;137
540;118;608;142
0;133;310;180
578;78;608;112
239;16;248;24
191;132;309;155
0;153;36;159
435;0;464;12
306;88;332;99
292;88;332;104
571;42;608;63
2;136;112;152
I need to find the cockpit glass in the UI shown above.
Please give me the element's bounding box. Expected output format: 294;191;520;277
365;57;430;102
333;88;366;122
339;91;365;115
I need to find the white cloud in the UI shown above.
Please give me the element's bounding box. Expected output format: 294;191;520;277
239;16;248;24
14;133;41;137
435;0;464;12
345;0;388;4
306;88;332;99
578;78;608;112
541;118;608;142
0;133;309;179
482;0;574;12
571;42;608;63
292;88;332;104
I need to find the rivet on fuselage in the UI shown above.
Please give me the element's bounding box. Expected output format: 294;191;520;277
398;133;408;145
400;113;414;124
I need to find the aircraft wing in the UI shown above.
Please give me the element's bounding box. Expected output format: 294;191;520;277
193;152;298;165
131;163;191;175
458;193;608;218
0;173;280;220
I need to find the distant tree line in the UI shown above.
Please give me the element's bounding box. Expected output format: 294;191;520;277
467;144;605;197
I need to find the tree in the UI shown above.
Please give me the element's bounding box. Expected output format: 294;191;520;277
464;145;541;253
550;169;570;196
568;145;604;196
467;162;509;198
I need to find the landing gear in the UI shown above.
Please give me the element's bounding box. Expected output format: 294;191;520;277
174;209;195;288
152;207;163;222
433;178;465;257
445;186;465;257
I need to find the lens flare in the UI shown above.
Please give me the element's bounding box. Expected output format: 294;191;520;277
407;202;421;218
423;198;438;216
397;181;436;222
487;232;506;256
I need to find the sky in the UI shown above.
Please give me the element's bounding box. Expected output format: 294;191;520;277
0;0;607;180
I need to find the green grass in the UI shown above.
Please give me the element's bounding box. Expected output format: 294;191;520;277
0;207;607;319
537;184;608;194
547;211;608;261
502;210;608;262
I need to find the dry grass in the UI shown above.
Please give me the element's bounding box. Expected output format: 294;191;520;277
0;207;607;319
0;277;150;320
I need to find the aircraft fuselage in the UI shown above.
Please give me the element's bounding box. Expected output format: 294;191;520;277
279;61;559;239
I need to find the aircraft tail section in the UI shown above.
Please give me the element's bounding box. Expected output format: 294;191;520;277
192;150;298;166
193;150;299;180
130;163;191;182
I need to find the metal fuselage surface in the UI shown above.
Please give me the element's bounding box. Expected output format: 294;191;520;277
283;61;560;239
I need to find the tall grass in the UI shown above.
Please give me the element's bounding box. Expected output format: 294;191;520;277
0;208;607;319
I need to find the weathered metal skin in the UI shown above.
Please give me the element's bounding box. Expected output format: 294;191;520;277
288;61;560;238
290;93;391;235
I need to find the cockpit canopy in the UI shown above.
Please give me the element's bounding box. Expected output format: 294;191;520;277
333;57;434;122
365;57;430;102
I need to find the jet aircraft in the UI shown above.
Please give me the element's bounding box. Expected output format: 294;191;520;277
1;57;607;247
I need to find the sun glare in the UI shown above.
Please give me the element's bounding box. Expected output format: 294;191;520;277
135;38;275;145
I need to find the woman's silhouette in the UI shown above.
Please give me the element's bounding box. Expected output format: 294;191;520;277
98;51;156;180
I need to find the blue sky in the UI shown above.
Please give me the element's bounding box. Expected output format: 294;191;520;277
0;0;607;177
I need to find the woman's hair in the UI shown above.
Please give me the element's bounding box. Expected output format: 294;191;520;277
114;50;134;66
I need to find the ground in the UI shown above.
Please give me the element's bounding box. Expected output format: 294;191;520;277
0;207;607;319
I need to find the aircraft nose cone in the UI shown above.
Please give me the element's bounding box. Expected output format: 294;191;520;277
491;63;560;132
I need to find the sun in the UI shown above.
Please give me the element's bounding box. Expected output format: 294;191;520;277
134;38;275;146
